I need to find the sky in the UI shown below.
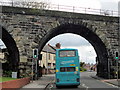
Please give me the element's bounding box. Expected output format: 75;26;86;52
46;33;97;64
2;0;120;11
0;0;120;64
0;39;6;49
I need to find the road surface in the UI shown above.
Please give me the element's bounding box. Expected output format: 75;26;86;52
47;72;119;90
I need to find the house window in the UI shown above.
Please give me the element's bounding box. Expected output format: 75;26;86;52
53;63;55;67
48;63;51;68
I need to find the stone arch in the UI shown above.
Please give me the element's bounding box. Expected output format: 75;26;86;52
38;23;109;78
1;25;19;72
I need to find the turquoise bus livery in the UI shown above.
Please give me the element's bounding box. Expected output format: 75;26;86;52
55;48;80;88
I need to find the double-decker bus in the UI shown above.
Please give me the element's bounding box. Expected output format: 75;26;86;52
55;48;80;88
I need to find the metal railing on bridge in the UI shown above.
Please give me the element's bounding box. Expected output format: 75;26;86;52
0;1;118;17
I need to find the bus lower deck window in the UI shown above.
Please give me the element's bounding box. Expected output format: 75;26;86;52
60;67;75;72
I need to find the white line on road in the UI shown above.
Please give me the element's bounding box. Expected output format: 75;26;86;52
82;83;89;90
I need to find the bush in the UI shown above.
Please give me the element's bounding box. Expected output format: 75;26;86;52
80;67;87;72
3;70;12;77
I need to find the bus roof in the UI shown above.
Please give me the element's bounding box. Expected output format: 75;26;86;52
56;48;78;51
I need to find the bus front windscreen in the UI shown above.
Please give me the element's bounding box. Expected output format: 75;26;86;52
59;50;76;57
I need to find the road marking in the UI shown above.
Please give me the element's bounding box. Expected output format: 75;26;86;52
48;84;54;90
44;78;55;90
82;83;89;90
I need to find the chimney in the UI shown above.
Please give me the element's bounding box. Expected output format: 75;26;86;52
55;43;61;49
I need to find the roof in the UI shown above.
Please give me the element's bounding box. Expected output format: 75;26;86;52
42;45;56;54
48;44;60;50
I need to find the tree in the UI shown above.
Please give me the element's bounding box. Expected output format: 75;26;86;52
80;62;85;67
80;62;87;71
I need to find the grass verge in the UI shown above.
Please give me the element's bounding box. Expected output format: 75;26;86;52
0;77;17;82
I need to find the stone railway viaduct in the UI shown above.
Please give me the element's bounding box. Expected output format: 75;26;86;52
0;6;119;78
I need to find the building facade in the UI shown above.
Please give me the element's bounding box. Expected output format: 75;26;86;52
40;43;61;74
40;44;56;74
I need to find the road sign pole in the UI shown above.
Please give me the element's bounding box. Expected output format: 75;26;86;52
32;58;34;82
36;59;37;80
117;60;118;81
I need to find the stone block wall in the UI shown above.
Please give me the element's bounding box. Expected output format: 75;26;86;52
0;6;119;78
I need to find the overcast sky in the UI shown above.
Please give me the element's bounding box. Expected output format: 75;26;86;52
0;0;120;64
0;40;6;49
46;33;97;64
2;0;120;11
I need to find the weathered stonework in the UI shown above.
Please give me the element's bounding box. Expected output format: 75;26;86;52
0;6;119;78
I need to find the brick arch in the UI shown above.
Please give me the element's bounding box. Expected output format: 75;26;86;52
38;23;109;78
1;25;19;72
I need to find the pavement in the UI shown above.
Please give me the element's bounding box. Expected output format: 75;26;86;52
19;74;55;90
91;75;120;87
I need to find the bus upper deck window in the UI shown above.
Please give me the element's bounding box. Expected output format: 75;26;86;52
59;50;76;57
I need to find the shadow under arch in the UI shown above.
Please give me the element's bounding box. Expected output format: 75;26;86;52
1;25;19;72
38;24;108;78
